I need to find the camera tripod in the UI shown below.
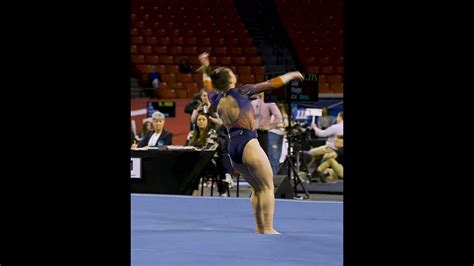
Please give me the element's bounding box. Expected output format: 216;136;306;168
282;129;311;199
279;96;311;199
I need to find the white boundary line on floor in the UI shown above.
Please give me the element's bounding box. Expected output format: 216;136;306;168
131;193;343;204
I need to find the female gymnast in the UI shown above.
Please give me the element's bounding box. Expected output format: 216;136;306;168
198;52;304;234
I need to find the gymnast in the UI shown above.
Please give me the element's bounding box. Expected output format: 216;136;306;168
197;52;303;234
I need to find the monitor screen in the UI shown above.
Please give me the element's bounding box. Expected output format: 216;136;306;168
146;101;176;117
264;73;319;103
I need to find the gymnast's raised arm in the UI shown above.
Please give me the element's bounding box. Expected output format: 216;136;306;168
254;71;304;93
197;52;213;92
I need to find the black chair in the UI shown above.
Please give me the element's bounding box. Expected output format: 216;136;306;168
200;162;231;197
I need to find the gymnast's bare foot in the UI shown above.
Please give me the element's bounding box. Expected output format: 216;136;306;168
257;229;280;234
264;229;281;234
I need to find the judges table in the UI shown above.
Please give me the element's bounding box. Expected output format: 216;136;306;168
131;148;215;195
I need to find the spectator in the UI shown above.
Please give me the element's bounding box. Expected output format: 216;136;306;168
252;92;284;174
146;65;161;98
178;58;194;74
312;135;343;182
317;107;336;129
139;121;153;140
308;111;343;165
135;111;172;147
186;113;218;150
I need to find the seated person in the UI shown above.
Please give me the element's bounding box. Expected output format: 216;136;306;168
134;111;172;148
185;112;218;150
138;121;153;141
131;129;137;147
178;58;194;74
308;111;344;165
186;113;232;196
186;113;220;195
146;66;161;98
312;135;343;182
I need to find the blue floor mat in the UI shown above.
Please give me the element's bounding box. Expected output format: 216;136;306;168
132;194;343;266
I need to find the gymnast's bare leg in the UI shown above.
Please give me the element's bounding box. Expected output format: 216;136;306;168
232;139;279;234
